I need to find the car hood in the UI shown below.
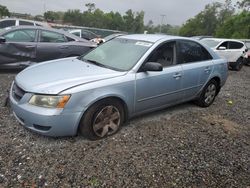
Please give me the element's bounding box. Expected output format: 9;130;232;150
15;57;126;94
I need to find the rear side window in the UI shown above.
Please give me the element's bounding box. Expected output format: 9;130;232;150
178;40;212;64
0;20;16;28
229;41;244;49
4;29;36;42
40;31;67;43
19;21;34;26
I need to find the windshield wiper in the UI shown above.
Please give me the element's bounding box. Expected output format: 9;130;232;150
81;58;106;68
80;58;124;72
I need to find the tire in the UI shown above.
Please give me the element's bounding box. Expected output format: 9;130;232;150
233;58;244;71
196;79;219;107
79;99;125;140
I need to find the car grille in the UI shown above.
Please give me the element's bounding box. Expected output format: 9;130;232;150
12;82;26;102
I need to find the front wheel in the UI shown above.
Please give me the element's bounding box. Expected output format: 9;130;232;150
196;80;218;107
79;99;124;140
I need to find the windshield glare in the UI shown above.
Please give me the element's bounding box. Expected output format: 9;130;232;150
82;38;152;71
201;39;221;48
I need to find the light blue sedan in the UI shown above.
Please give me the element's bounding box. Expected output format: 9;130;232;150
10;34;228;140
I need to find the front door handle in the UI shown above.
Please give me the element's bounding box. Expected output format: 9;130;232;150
25;45;35;49
173;73;182;79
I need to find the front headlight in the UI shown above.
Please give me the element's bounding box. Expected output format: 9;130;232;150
29;95;70;108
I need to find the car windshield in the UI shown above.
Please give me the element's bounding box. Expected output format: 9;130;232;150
201;39;221;48
81;38;152;71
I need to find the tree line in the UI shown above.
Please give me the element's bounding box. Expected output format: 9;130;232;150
0;0;249;38
43;3;180;35
179;0;250;38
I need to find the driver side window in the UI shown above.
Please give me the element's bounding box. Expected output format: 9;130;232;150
147;42;176;67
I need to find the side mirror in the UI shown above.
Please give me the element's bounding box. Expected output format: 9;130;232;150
0;37;6;43
142;62;163;72
218;46;226;50
245;48;248;52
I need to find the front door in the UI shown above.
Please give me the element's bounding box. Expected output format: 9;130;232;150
135;41;183;113
1;28;37;66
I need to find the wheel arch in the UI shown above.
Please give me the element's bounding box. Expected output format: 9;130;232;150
76;95;129;135
210;76;221;95
81;94;129;121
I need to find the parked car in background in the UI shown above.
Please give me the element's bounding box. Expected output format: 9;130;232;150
10;34;228;139
200;38;247;71
0;26;96;69
243;40;250;65
0;18;49;30
103;33;126;42
69;29;104;44
191;36;213;40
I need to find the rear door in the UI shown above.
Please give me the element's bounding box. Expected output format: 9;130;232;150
214;41;231;61
36;30;73;62
0;28;38;65
227;41;245;62
177;40;213;100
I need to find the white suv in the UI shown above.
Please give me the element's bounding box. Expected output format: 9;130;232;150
201;38;248;71
0;18;49;30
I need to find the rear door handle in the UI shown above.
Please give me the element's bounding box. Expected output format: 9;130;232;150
204;67;211;73
173;73;182;79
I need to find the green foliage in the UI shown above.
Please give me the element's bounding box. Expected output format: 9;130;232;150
179;0;249;38
179;2;224;36
237;0;250;9
44;11;64;22
62;6;145;33
216;11;250;38
0;4;10;17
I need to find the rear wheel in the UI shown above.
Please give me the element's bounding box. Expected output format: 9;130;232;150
79;99;124;140
196;79;218;107
233;58;244;71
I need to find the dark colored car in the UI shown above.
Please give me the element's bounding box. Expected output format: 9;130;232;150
0;26;96;69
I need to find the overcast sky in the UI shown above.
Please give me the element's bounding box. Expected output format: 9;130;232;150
0;0;237;25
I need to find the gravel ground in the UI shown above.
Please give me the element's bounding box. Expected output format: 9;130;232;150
0;67;249;187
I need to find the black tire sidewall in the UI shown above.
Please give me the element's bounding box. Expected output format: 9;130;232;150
235;58;243;71
197;80;218;107
79;99;124;140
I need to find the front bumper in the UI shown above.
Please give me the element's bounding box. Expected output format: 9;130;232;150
9;84;82;137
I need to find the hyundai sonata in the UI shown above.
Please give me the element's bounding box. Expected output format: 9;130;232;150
10;34;228;140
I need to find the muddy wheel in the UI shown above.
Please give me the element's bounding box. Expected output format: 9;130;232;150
79;99;124;140
196;79;218;107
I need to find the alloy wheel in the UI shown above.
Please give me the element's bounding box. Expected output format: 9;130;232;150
204;84;216;105
93;105;121;137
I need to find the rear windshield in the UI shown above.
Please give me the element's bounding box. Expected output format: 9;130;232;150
200;39;221;48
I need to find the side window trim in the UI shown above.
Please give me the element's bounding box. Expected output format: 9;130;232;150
38;30;67;43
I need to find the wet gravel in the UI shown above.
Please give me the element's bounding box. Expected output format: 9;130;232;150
0;67;249;187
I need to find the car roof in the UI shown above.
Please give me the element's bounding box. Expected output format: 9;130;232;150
201;38;245;44
0;25;90;42
118;34;188;43
0;18;49;26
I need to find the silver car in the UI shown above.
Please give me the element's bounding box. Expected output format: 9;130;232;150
9;34;228;140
